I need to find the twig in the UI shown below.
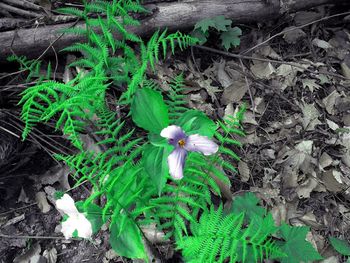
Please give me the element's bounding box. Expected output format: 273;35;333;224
241;11;350;54
0;203;37;216
0;233;81;240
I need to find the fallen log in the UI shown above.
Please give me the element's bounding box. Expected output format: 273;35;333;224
0;0;348;62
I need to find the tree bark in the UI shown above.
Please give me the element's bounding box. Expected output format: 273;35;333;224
0;0;348;62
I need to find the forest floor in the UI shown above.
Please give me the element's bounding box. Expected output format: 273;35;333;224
0;1;350;263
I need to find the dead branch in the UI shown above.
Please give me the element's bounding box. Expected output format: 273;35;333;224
0;0;348;62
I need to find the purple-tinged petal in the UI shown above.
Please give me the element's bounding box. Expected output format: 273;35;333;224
184;134;219;155
160;125;185;140
167;148;187;180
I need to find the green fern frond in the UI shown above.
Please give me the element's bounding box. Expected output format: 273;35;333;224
167;74;187;120
177;205;284;263
56;7;85;18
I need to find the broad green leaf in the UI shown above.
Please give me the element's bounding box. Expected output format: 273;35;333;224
194;15;231;33
220;26;242;50
278;224;323;263
191;29;209;45
231;192;266;221
131;88;169;133
76;201;103;234
175;110;216;137
329;237;350;256
148;133;169;147
143;144;172;195
110;214;146;259
194;17;216;33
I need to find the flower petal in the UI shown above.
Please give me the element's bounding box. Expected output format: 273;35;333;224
56;194;79;215
160;125;185;140
184;134;219;155
61;213;93;239
167;148;187;180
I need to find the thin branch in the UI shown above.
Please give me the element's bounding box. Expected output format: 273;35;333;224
241;11;350;54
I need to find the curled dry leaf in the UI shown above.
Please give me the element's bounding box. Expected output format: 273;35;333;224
238;161;250;182
321;170;346;193
216;59;232;88
250;60;275;79
296;176;318;199
319;152;333;171
322;90;341;115
141;223;166;244
312;38;333;50
220;81;248;105
283;26;306;44
256;45;281;60
43;248;57;263
35;192;51;213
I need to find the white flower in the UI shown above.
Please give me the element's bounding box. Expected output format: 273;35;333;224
55;194;92;239
160;125;219;180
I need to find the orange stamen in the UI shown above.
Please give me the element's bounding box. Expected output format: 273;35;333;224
178;139;186;147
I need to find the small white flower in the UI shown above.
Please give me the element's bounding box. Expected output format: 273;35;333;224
56;194;92;239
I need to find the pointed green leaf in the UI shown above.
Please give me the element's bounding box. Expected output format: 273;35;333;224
143;144;172;195
329;237;350;256
76;201;103;234
110;214;145;259
175;110;216;137
131;88;169;133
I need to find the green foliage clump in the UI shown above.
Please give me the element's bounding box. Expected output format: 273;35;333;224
193;15;242;50
10;0;325;262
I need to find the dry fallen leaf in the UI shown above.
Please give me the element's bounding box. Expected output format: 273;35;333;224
220;81;248;105
250;60;276;79
141;223;166;244
18;187;29;204
296;176;318;199
43;248;57;263
216;59;233;88
301;103;322;131
302;79;321;92
321;170;345;193
257;45;281;60
238;161;250;182
197;79;221;102
326;119;339;131
312;38;333;50
283;26;306;44
13;243;41;263
276;64;305;90
319;152;333;170
341;61;350;79
36;192;51;214
322;90;341;115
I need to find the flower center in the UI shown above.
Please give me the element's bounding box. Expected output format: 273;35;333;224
178;139;186;147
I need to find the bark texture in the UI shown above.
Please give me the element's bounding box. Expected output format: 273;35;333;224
0;0;348;62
